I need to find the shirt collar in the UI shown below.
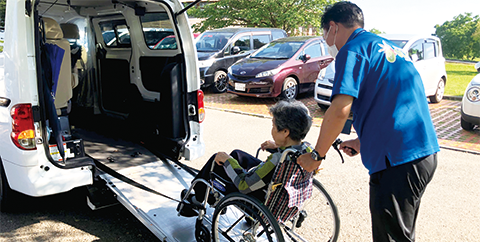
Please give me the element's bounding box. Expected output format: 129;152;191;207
347;27;366;43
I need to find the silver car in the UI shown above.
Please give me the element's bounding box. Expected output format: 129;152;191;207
314;34;447;107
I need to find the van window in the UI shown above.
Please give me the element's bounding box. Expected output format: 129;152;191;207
253;34;270;49
235;35;251;51
304;43;322;58
140;13;175;49
424;42;436;60
100;20;130;47
196;32;233;52
408;40;424;62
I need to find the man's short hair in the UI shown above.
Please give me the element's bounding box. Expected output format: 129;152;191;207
269;100;312;141
321;1;364;30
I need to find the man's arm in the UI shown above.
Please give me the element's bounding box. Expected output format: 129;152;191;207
298;94;354;172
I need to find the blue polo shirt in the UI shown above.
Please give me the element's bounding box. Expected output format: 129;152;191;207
331;28;439;174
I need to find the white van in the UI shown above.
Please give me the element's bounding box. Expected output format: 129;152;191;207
0;0;205;234
315;34;447;107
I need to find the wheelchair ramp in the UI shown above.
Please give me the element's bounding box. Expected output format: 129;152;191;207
99;158;204;242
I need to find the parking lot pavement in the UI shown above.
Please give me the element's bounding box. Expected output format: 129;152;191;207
203;91;480;153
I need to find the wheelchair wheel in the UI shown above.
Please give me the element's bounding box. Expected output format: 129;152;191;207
212;193;285;242
282;178;340;242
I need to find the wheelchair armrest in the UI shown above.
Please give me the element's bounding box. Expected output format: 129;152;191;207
255;147;278;158
210;172;234;187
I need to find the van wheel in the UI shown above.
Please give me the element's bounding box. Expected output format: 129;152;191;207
460;117;475;131
211;70;228;93
317;103;329;110
280;77;298;100
429;79;445;103
0;160;17;212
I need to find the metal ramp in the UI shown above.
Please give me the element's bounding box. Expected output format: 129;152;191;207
99;157;210;242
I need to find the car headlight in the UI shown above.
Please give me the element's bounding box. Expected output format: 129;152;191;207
466;86;480;102
255;68;281;78
198;59;215;69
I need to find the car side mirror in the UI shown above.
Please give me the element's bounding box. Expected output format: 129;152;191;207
231;46;241;55
301;54;311;63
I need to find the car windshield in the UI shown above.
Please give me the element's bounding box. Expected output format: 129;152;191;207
154;35;176;49
389;39;408;48
196;32;234;52
250;41;303;59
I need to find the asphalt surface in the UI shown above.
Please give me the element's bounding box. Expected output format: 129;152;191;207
1;108;479;241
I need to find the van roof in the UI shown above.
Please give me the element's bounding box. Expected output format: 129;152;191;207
379;34;440;41
274;36;322;43
203;27;285;34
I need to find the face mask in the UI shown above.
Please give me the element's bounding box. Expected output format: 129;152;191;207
325;25;339;58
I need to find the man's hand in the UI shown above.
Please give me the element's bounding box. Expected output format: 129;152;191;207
261;140;278;150
340;138;360;157
297;153;322;172
215;152;230;166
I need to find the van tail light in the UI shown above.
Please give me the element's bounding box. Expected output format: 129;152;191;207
10;104;36;150
197;90;205;123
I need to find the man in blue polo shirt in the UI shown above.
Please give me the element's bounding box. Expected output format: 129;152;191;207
297;1;439;241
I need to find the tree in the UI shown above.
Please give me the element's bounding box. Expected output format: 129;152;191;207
0;0;5;27
435;13;480;60
369;28;384;34
188;0;338;35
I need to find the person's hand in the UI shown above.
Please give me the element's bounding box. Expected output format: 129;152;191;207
214;152;231;166
340;138;360;157
297;153;322;172
261;140;278;151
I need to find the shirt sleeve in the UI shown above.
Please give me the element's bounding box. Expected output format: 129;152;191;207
223;153;281;194
331;50;369;100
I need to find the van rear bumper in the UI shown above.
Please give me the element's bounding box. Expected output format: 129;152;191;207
2;157;93;197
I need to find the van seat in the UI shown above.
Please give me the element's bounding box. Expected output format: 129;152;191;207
44;17;73;115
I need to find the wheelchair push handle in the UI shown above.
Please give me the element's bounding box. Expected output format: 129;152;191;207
332;138;358;163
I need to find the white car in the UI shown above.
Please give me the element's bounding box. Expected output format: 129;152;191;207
460;62;480;130
314;34;447;107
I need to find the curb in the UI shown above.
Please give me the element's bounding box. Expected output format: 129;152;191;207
443;96;462;101
439;145;480;156
206;106;479;156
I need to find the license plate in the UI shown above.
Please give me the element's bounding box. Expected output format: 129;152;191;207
235;83;246;91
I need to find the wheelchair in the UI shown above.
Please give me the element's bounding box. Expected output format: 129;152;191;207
178;148;341;242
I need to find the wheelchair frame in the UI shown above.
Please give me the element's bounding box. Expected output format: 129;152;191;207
178;148;340;242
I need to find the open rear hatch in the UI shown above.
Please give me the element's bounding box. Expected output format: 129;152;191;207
33;0;205;239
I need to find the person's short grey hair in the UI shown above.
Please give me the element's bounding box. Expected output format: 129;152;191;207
269;100;312;141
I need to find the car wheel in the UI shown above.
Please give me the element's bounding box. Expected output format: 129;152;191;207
317;103;329;110
460;117;475;131
211;70;228;93
429;78;445;103
280;77;298;100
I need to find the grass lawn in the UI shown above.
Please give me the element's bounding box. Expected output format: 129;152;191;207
445;62;478;97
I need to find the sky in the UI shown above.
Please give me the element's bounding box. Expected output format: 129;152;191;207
350;0;480;35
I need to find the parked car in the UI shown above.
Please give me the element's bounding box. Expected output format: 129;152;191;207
106;28;174;48
153;33;200;50
314;34;447;107
460;61;480;130
196;27;287;93
227;36;333;100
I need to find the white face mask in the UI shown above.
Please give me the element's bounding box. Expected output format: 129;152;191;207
325;25;339;58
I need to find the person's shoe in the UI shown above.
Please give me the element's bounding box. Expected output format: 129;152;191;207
176;189;202;217
176;202;198;217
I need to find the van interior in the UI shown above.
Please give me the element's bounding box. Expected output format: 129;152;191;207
33;0;196;171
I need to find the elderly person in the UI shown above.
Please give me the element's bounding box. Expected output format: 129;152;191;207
297;2;439;241
178;100;314;217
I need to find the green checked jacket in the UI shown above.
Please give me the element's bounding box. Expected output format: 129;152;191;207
223;142;314;194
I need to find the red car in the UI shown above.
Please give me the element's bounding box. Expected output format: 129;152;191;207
227;36;333;100
153;33;200;49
